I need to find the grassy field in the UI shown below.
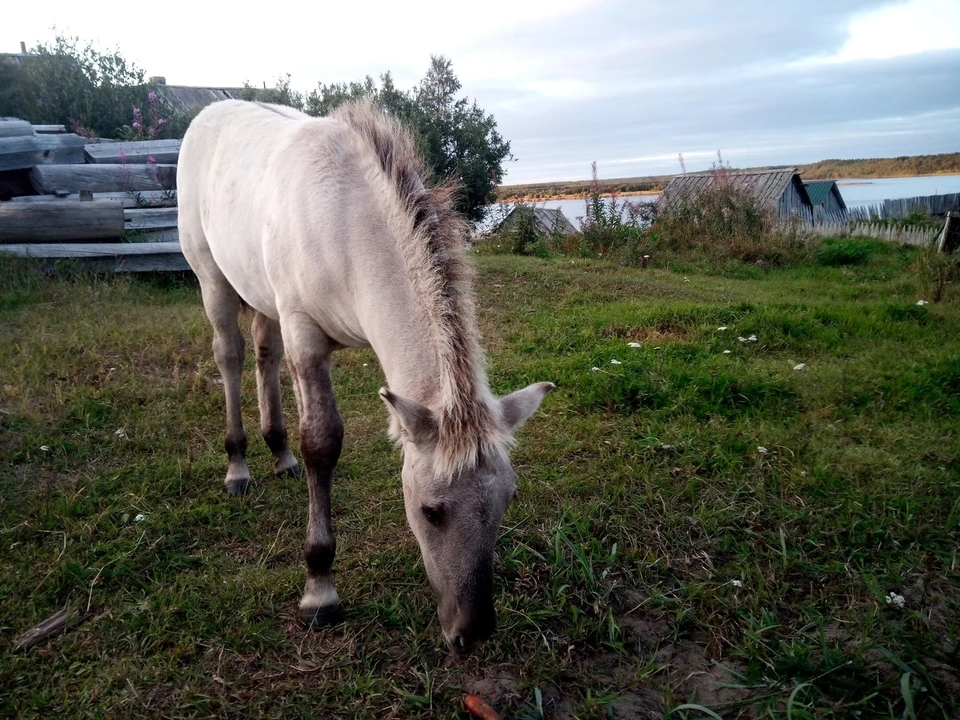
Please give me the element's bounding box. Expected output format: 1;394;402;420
1;245;958;719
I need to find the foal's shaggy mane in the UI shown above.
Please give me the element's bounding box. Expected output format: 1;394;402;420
331;99;511;476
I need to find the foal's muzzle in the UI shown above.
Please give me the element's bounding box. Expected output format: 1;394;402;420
441;596;496;655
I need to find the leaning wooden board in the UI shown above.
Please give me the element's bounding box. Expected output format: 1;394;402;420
84;139;181;165
9;190;177;208
0;119;35;138
29;164;177;194
0;200;125;242
0;134;86;172
0;241;191;272
124;207;178;231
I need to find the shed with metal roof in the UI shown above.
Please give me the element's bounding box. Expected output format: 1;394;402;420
803;180;847;218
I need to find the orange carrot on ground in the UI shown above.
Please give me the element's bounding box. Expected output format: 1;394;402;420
463;694;500;720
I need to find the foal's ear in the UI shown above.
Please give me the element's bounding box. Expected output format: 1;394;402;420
379;387;438;444
500;382;556;432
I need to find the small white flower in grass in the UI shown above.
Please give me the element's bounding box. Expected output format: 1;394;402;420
40;445;51;452
718;326;728;331
115;428;126;438
610;359;622;365
654;346;661;350
917;300;928;306
134;513;146;523
628;342;642;348
794;363;806;371
757;446;769;454
683;277;690;283
592;366;601;372
738;336;748;343
660;444;673;450
800;470;808;476
748;335;758;342
723;350;732;354
885;592;905;608
362;363;368;367
731;579;742;587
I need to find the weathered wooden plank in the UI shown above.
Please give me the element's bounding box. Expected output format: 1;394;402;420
0;119;35;138
0;200;125;242
29;164;177;194
84;139;181;165
14;607;92;651
0;134;86;172
33;124;67;134
938;212;960;253
0;241;190;272
9;189;177;208
131;228;179;242
124;207;178;230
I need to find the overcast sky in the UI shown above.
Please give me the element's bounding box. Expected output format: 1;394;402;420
9;0;960;183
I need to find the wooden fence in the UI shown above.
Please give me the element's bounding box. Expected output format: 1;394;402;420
799;221;940;247
845;193;959;222
793;192;960;226
0;118;185;272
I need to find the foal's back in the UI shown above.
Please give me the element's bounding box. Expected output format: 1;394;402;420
178;100;377;328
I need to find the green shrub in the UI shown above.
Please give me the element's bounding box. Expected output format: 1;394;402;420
815;240;883;266
648;158;815;267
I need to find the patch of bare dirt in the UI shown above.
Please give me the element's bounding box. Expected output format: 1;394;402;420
620;603;750;711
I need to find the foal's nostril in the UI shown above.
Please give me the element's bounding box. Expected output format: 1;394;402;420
453;635;466;651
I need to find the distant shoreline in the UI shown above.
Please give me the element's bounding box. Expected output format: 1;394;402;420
496;154;960;202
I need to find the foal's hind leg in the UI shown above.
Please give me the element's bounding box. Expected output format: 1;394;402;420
199;280;252;496
280;314;344;627
251;312;299;477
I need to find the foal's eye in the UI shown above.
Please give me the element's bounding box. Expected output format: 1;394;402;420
421;505;444;527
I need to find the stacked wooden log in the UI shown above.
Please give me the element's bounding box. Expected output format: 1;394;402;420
0;117;187;272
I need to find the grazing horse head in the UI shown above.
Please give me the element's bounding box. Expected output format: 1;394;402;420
380;382;554;654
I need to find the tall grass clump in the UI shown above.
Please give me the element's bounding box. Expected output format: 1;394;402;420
647;157;815;268
579;161;653;261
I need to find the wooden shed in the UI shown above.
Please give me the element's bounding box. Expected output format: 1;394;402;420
495;206;577;235
803;180;847;219
657;168;813;220
152;80;249;113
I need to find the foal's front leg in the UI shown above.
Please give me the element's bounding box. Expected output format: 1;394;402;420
281;316;344;627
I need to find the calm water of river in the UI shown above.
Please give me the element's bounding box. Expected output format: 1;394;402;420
485;174;960;230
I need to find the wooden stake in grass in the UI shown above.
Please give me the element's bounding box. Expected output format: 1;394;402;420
14;607;91;652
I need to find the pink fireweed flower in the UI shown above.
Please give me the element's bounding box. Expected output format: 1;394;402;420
147;155;156;164
132;121;141;130
157;117;165;126
148;91;157;102
117;149;126;159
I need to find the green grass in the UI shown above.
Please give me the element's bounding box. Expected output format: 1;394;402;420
1;245;958;718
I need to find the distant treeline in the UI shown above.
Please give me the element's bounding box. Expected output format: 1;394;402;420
496;176;671;202
797;153;960;180
497;153;960;201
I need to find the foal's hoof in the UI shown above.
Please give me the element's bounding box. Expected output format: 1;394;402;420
302;604;343;629
276;464;301;479
224;477;251;496
274;450;300;478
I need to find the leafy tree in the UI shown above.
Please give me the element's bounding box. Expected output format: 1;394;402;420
22;34;147;138
241;73;304;111
265;57;512;223
406;57;512;223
